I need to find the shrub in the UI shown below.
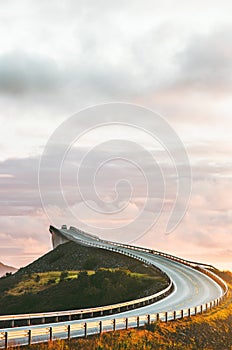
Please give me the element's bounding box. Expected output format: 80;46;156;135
35;275;40;283
59;271;68;282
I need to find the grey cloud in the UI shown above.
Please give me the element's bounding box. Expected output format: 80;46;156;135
0;50;140;99
1;26;231;102
176;28;232;88
0;52;62;95
0;20;177;100
0;2;231;105
0;156;41;211
0;142;177;216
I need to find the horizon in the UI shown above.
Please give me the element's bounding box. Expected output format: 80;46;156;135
0;1;232;272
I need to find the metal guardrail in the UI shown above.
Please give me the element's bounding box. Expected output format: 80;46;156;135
0;230;228;348
82;236;228;296
0;294;228;349
95;237;217;270
65;235;228;297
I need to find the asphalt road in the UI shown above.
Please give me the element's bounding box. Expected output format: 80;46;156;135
0;227;224;348
58;227;223;316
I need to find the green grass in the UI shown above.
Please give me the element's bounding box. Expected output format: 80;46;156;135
6;269;161;297
7;271;96;296
0;268;167;315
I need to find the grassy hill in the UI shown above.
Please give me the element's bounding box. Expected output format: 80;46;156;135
16;241;159;274
0;241;168;315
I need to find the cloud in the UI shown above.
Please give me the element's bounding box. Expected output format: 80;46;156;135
0;1;232;268
0;142;232;267
0;52;62;95
175;27;232;89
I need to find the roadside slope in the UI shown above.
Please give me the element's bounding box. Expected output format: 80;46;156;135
0;241;168;314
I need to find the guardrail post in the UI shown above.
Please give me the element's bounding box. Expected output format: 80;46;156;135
125;318;128;330
11;320;14;328
67;325;71;340
165;312;168;322
173;311;176;320
200;305;203;314
195;307;197;315
27;318;31;326
113;319;116;331
156;313;159;321
188;308;191;317
4;332;8;350
137;316;140;328
28;329;32;345
181;310;184;318
84;322;87;338
147;314;151;325
49;327;53;342
99;321;102;334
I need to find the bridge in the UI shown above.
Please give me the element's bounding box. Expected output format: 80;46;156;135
0;225;228;348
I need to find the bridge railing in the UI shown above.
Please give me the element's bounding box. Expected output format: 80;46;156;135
0;230;228;348
0;292;228;349
50;231;229;316
86;237;228;295
73;236;228;296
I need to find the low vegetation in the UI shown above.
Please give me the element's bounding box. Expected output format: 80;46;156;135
0;268;166;314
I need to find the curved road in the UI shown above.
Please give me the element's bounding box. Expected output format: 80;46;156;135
0;226;225;348
56;226;223;316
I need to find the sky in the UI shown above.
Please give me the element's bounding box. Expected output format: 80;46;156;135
0;1;232;270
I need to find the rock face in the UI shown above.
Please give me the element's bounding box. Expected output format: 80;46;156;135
0;262;17;277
